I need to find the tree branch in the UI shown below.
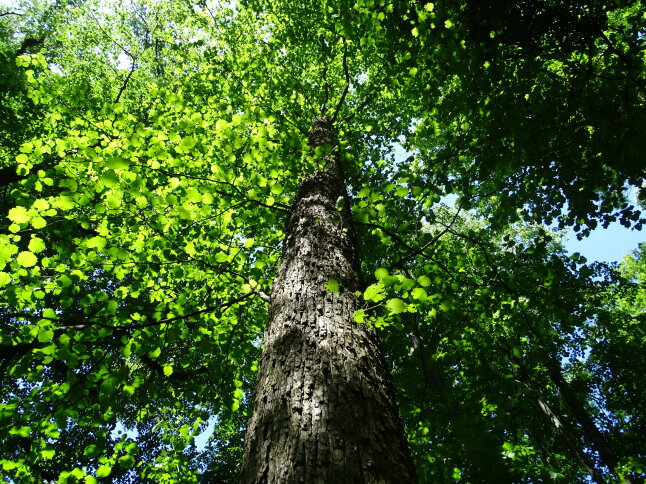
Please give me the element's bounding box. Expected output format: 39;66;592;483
114;59;137;103
330;37;349;124
392;200;466;270
17;37;44;56
4;293;256;332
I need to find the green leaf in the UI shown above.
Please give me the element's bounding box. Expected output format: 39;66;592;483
325;279;340;292
28;237;46;253
56;196;75;210
185;187;202;202
32;198;49;211
353;309;366;323
41;449;55;460
179;135;197;150
84;444;99;457
0;244;19;263
357;187;370;198
118;455;136;469
17;251;38;267
8;206;30;224
417;275;431;287
11;426;31;438
38;328;54;343
0;272;12;286
72;468;85;478
30;216;47;229
395;187;408;197
364;283;386;302
163;365;173;377
86;236;107;250
106;156;130;170
105;195;120;209
100;171;119;188
386;298;407;314
374;268;389;280
96;465;111;478
100;379;116;395
411;287;428;301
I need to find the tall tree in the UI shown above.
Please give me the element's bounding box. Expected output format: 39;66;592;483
0;0;643;482
240;116;414;482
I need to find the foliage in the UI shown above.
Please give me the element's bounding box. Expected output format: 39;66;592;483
0;0;643;482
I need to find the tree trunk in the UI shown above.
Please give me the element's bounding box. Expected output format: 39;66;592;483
517;362;607;484
240;117;415;483
546;366;632;483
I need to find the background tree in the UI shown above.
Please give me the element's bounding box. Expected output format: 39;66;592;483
0;0;643;482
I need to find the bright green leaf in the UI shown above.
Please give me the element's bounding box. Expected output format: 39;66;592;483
17;251;38;267
106;156;130;170
386;298;407;314
0;272;12;286
364;283;386;302
96;465;111;478
375;268;389;280
100;171;119;188
325;279;340;292
417;275;431;287
27;237;46;253
30;216;47;229
8;206;30;224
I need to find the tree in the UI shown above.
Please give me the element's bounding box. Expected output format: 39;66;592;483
0;0;643;482
239;116;414;482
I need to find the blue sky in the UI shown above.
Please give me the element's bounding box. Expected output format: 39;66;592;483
564;221;643;264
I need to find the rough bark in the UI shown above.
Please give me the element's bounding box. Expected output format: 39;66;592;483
240;117;415;483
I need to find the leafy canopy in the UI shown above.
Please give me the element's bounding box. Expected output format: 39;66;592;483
0;0;643;482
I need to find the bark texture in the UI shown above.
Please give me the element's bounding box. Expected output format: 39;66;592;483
240;117;415;483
